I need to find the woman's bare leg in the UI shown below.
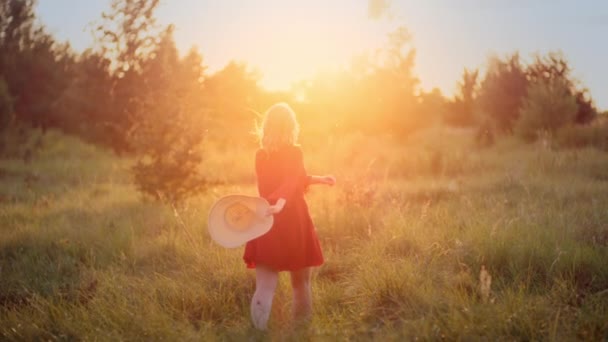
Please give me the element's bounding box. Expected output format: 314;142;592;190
250;264;279;330
290;267;312;323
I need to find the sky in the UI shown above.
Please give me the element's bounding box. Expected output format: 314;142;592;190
36;0;608;110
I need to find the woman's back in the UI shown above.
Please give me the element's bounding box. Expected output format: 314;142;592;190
255;145;308;203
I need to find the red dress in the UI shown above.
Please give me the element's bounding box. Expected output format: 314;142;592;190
243;145;324;271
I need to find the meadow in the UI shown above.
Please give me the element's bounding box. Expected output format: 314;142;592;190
1;127;607;341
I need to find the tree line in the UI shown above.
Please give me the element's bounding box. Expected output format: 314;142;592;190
0;0;605;203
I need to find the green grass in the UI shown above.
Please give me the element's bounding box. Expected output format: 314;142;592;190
1;128;607;340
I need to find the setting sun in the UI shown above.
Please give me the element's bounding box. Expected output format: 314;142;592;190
173;1;392;91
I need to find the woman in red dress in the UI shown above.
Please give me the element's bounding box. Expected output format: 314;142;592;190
243;102;335;330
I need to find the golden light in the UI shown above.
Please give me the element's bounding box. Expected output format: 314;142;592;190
178;2;391;91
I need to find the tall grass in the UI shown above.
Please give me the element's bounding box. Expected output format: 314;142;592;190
1;128;607;340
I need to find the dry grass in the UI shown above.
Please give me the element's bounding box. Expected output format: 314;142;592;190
1;128;607;340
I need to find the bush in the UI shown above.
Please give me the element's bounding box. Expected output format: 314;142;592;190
0;77;14;153
130;116;209;204
515;78;578;142
0;77;13;131
477;54;528;133
445;68;478;127
555;121;608;150
526;52;597;124
130;29;209;205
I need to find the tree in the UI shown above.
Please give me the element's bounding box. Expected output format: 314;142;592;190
0;0;37;91
94;0;163;152
0;77;14;153
52;50;116;145
96;0;161;75
515;78;578;142
0;0;74;131
477;53;528;133
129;27;209;204
445;68;478;126
203;61;263;145
92;0;211;203
526;52;597;124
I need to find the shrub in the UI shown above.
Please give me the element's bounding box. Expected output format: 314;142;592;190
130;28;209;205
0;77;13;131
0;77;14;153
555;121;608;151
477;54;528;133
515;78;578;142
445;68;478;127
130;113;209;205
526;52;597;124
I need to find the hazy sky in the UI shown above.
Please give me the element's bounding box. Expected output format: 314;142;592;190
36;0;608;110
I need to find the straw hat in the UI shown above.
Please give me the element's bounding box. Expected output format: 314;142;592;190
207;195;274;248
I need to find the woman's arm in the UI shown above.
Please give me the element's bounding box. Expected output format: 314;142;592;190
263;148;335;216
308;175;336;186
266;175;335;216
265;175;334;216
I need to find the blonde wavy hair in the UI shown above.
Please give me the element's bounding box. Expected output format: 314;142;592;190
257;102;300;151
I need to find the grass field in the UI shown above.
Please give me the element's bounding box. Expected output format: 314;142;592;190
1;128;607;340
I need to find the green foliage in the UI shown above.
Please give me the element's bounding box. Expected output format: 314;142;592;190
0;0;74;130
0;1;129;152
475;52;598;142
526;52;597;124
0;77;15;154
89;1;210;203
130;130;208;205
0;77;13;131
572;90;597;124
203;61;263;146
516;78;578;142
96;0;162;74
0;1;602;159
53;50;117;146
445;68;478;126
477;53;528;133
91;0;165;153
129;28;209;204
